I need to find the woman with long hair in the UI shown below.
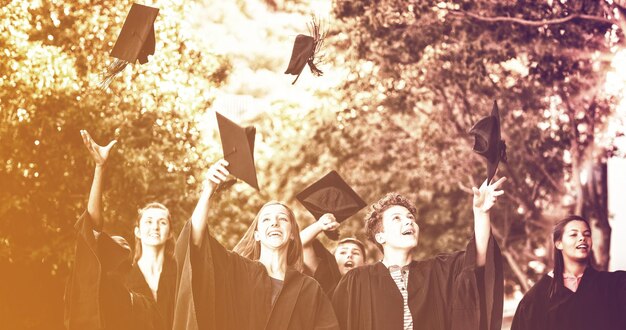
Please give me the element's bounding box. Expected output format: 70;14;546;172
127;201;177;330
511;215;626;330
173;159;338;330
76;130;176;329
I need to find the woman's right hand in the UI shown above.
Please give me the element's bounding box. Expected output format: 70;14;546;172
80;130;117;167
204;159;230;193
317;213;340;232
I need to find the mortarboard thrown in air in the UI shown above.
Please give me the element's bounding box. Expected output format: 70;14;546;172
215;112;260;191
284;16;326;85
296;171;367;240
98;3;159;89
468;100;507;184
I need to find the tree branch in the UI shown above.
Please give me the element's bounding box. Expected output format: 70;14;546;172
449;10;614;27
502;249;531;292
530;159;565;194
435;86;466;134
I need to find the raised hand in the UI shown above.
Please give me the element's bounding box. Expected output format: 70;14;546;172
80;130;117;166
204;159;230;193
472;176;506;213
317;213;340;232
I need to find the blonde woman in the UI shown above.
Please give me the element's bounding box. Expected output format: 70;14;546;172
173;159;339;330
77;130;176;329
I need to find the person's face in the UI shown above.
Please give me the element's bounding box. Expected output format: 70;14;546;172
135;208;171;247
376;205;419;252
334;242;365;275
555;220;592;263
254;204;293;251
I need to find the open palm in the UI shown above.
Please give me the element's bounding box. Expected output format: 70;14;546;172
472;177;506;213
80;130;117;166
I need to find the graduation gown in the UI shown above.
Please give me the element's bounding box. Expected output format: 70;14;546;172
127;256;177;329
511;267;626;330
64;212;164;330
303;239;342;297
331;236;503;330
172;220;339;330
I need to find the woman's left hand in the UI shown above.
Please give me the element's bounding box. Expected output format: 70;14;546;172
472;177;506;213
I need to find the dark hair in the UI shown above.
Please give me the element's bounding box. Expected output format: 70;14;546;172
548;215;590;299
232;201;304;272
365;192;417;252
133;202;176;265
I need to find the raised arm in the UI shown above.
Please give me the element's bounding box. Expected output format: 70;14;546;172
80;130;117;231
300;214;339;273
472;176;506;266
190;159;229;247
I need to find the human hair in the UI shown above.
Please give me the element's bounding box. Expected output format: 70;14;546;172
548;215;591;299
132;202;175;265
364;192;417;252
336;238;367;260
232;201;304;272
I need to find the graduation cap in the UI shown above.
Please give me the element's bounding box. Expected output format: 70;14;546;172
284;16;326;85
215;112;260;191
296;171;367;240
469;100;507;184
99;3;159;89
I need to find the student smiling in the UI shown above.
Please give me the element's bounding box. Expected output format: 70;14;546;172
511;215;626;330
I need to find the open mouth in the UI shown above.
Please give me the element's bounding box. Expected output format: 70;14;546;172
267;230;282;238
576;244;589;251
401;229;415;236
149;233;160;238
344;261;354;268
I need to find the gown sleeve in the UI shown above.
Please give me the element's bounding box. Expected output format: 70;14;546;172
311;280;341;330
614;271;626;328
64;212;164;330
173;220;270;330
310;239;342;297
331;268;373;330
64;212;104;329
432;235;503;330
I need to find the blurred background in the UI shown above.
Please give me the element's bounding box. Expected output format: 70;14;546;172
1;0;625;329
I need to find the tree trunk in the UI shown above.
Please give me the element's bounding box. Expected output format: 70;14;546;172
583;161;611;270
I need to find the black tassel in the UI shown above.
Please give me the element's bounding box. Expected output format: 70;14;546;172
307;15;326;77
98;58;128;90
308;60;323;76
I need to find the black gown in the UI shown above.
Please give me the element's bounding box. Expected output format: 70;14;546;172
511;267;626;330
303;239;342;297
127;256;177;329
331;236;503;330
172;220;340;330
64;212;164;330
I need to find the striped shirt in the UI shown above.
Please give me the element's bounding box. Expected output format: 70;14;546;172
389;265;413;330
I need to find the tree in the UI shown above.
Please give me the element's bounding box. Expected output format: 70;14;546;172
329;0;625;293
0;0;229;328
